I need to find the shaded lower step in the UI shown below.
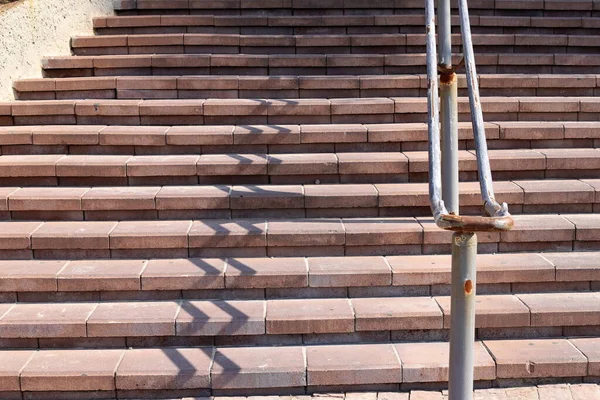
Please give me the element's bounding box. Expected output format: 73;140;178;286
14;74;600;100
0;149;598;186
67;33;600;56
0;338;598;397
40;53;600;78
91;14;600;36
113;0;598;17
0;179;598;221
0;292;598;340
0;214;596;259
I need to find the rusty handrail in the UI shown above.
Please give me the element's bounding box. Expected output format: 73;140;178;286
425;0;513;233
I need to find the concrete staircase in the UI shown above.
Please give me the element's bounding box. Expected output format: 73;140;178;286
0;0;600;398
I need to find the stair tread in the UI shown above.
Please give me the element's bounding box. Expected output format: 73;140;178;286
2;121;599;147
1;96;598;128
0;179;596;213
0;149;596;176
13;74;599;101
0;338;598;392
0;213;590;251
1;292;600;338
92;14;600;29
40;52;600;70
3;251;590;293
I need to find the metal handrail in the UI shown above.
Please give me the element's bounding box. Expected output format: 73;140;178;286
425;0;516;398
425;0;514;233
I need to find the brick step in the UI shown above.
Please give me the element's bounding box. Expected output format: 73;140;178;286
113;0;600;17
39;53;600;77
14;74;600;100
0;149;599;187
1;122;599;155
1;97;598;126
0;213;595;259
0;292;598;344
0;338;598;397
69;33;600;56
0;180;597;221
92;14;600;36
0;251;595;303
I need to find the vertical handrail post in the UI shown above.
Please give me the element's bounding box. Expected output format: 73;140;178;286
448;233;476;400
425;0;513;394
437;0;459;215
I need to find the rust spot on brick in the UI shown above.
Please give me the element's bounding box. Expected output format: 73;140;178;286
464;279;473;294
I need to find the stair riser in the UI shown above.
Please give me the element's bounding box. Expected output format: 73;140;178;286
0;138;598;155
15;87;600;100
1;170;599;187
6;113;598;126
93;25;600;36
70;44;600;56
0;326;591;349
41;64;600;78
0;205;594;221
115;9;600;19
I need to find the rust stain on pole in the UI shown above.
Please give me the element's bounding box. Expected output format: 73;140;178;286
464;279;473;294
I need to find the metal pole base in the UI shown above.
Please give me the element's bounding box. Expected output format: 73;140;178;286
448;232;477;400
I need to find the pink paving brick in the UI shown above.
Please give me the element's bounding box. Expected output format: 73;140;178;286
142;258;225;290
518;292;600;326
562;214;600;241
57;259;145;291
189;219;267;248
155;185;230;210
266;298;354;334
81;186;160;210
109;220;191;249
543;252;600;282
116;347;213;390
307;343;401;386
8;187;88;211
31;221;117;249
20;349;124;391
225;257;307;288
127;155;199;177
176;300;265;336
55;155;131;177
435;294;530;328
515;180;594;205
304;184;378;209
570;338;600;376
267;218;345;247
343;217;423;246
484;339;588;379
0;303;96;338
308;256;391;287
500;214;575;243
353;296;443;331
0;155;62;177
230;185;304;209
87;301;180;337
394;342;496;382
167;125;234;145
0;260;66;292
211;346;306;389
0;350;35;391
